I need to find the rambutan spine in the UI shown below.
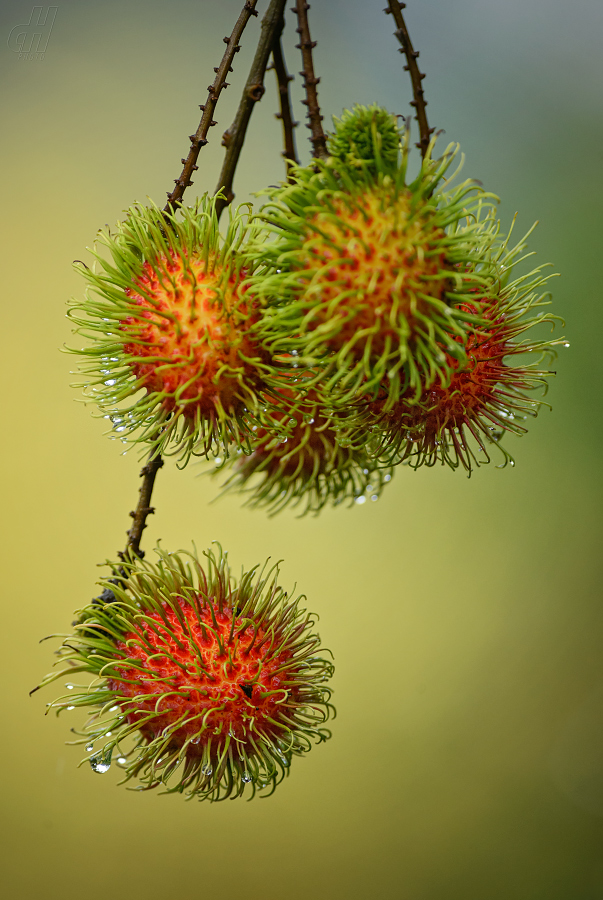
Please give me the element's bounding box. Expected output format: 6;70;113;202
244;107;501;412
35;545;334;801
213;372;394;515
69;195;276;464
367;223;563;472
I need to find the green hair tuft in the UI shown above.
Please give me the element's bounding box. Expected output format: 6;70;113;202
328;103;401;178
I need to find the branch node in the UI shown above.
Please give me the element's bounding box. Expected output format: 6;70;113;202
247;82;265;101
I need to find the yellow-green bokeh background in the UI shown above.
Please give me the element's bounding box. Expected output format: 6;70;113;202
2;1;603;897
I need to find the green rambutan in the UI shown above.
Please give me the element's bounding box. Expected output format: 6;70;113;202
247;104;499;409
70;196;273;463
35;546;334;801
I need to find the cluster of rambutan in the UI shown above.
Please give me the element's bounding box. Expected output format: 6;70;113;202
38;105;561;801
71;104;560;504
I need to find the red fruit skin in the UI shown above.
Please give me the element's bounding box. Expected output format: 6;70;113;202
375;301;542;467
109;599;295;757
122;255;266;418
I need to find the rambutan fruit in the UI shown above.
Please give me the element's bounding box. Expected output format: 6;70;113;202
369;228;563;472
70;196;273;462
214;372;394;515
247;104;499;410
35;546;334;801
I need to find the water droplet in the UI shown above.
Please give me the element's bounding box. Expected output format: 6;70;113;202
362;468;369;475
366;484;373;492
563;342;570;348
89;747;113;774
86;744;94;752
117;757;127;766
242;772;252;783
109;706;119;712
202;764;213;776
104;379;117;386
355;496;366;505
65;684;74;690
67;706;75;711
214;457;222;466
371;495;379;502
384;474;392;482
105;732;112;737
191;736;201;745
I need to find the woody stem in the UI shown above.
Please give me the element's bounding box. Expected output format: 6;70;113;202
164;0;260;214
385;1;433;157
214;0;288;219
293;0;327;159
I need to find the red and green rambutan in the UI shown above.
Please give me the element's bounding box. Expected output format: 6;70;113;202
35;546;334;801
70;196;274;463
368;226;564;472
213;371;394;515
247;104;499;411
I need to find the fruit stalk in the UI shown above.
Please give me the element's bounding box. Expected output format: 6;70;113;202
215;0;289;217
165;0;260;214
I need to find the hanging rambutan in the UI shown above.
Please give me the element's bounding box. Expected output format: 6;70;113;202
369;228;564;472
214;371;394;515
70;196;273;462
247;104;499;410
34;546;334;801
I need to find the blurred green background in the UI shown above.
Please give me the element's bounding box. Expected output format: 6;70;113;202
1;1;602;897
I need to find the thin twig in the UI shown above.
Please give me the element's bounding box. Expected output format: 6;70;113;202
385;1;433;157
122;3;264;568
122;452;164;562
214;0;288;219
271;22;300;179
292;1;327;160
164;0;260;213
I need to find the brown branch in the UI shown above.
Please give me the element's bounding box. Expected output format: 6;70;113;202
385;1;433;157
292;1;327;160
120;4;265;570
164;0;260;213
271;25;300;180
214;0;288;219
121;451;164;562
